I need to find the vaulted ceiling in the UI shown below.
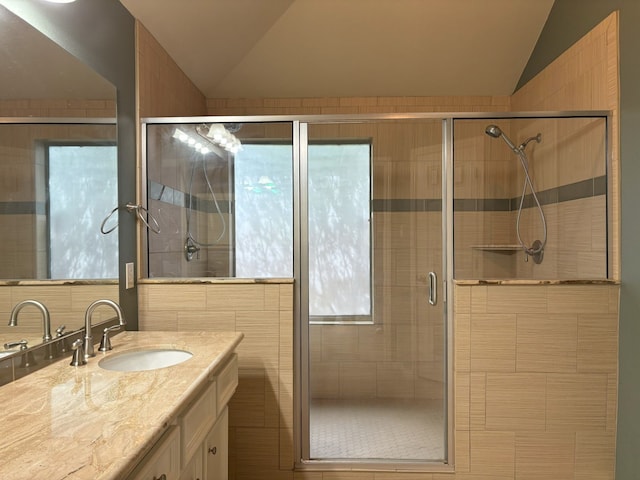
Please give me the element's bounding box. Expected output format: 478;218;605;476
119;0;555;99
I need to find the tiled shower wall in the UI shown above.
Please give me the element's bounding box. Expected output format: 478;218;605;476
453;116;608;280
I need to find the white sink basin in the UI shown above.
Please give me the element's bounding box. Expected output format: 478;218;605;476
98;348;193;372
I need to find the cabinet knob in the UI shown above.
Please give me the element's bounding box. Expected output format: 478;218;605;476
152;475;166;480
208;446;217;455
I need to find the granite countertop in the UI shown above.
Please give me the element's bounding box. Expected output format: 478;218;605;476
454;279;619;285
0;330;243;480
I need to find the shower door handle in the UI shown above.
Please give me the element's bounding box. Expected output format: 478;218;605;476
428;272;437;306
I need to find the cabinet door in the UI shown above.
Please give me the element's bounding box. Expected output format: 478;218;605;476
130;427;181;480
204;406;228;480
179;444;203;480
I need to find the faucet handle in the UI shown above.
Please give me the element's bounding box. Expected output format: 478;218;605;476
98;324;121;352
70;339;86;366
4;339;28;351
56;325;66;337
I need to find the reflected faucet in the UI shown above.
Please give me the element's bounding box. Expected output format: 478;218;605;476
9;300;52;342
84;299;126;358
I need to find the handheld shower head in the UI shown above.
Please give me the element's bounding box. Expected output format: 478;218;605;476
485;124;518;152
485;124;503;138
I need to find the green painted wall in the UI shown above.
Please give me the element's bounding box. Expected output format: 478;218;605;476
518;1;640;478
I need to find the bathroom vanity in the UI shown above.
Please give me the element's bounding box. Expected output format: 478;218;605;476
0;331;243;480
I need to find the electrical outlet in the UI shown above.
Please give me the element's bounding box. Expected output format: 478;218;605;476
125;262;135;289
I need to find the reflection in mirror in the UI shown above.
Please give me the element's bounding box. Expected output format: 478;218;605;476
0;5;118;357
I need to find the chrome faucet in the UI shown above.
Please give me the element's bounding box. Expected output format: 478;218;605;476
84;299;125;358
9;300;52;342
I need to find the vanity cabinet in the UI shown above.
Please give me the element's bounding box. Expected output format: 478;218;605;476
130;427;182;480
204;407;229;480
179;445;203;480
129;354;238;480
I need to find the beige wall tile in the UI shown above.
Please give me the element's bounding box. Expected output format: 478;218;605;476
454;285;471;314
455;430;470;473
206;284;266;311
469;373;486;431
310;361;340;399
323;474;374;480
374;473;433;480
546;373;608;431
547;285;611;314
574;432;616;480
471;286;489;313
234;427;281;472
139;310;178;331
293;473;323;480
516;313;577;373
470;314;516;372
236;311;280;370
485;286;547;314
146;284;206;311
377;361;416;398
469;431;515;477
177;310;236;331
485;374;546;431
577;313;618;372
280;426;294;471
230;369;266;428
454;311;470;373
455;373;470;430
515;432;575;480
339;362;377;398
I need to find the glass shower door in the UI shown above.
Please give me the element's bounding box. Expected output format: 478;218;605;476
301;119;447;465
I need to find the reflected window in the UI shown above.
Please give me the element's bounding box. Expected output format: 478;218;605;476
234;143;294;277
48;144;118;279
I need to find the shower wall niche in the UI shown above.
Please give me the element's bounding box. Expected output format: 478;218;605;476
453;116;609;280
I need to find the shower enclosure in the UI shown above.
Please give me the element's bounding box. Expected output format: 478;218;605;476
141;111;609;470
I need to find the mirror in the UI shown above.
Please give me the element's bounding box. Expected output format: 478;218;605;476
0;4;118;354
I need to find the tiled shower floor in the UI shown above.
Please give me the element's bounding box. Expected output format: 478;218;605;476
309;398;445;461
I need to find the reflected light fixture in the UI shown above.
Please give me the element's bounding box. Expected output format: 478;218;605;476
173;124;242;156
205;123;242;154
42;0;77;3
173;129;211;155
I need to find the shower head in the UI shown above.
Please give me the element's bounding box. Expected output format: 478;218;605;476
485;124;503;138
518;133;542;151
485;124;519;153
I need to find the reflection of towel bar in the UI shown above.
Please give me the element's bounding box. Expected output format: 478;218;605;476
100;202;160;235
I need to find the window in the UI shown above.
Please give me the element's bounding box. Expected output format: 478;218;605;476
308;143;372;321
48;144;118;279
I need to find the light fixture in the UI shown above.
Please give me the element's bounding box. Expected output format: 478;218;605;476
42;0;77;3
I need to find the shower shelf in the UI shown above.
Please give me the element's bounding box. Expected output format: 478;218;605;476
471;245;522;254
